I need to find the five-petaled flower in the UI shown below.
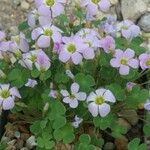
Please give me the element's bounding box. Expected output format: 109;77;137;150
0;84;21;110
60;82;86;108
35;0;66;18
32;24;62;48
59;35;86;64
118;20;140;40
87;88;116;117
110;48;139;75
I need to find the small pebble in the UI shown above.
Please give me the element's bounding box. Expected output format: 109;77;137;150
21;1;30;10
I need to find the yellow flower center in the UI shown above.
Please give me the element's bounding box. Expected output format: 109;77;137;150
31;55;37;62
95;96;105;105
92;0;100;4
46;0;55;6
120;58;128;65
146;60;150;66
1;90;10;99
44;29;53;37
67;44;76;53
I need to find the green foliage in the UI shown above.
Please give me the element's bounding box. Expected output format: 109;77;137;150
78;134;96;150
126;85;149;108
54;123;75;144
75;73;95;92
8;68;30;88
106;83;126;101
37;132;55;150
128;138;147;150
93;114;116;130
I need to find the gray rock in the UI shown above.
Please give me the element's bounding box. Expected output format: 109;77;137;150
26;136;37;149
138;13;150;32
21;1;30;10
121;0;150;22
104;142;115;150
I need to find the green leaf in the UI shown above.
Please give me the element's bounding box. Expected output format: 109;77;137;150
79;134;91;144
18;21;29;31
143;124;150;136
111;124;127;138
126;86;149;108
31;69;40;78
75;73;95;92
93;114;116;130
40;70;51;81
54;72;69;84
8;68;30;88
53;124;75;144
52;116;66;130
128;138;147;150
99;51;112;67
106;83;126;101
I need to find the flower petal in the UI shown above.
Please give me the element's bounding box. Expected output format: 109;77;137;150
110;58;120;68
60;90;69;97
63;97;71;104
2;97;15;110
95;88;106;96
87;92;97;102
88;102;98;117
103;90;116;103
69;99;78;108
10;87;21;98
37;35;50;48
59;51;70;63
98;103;110;117
128;59;139;69
71;82;79;94
75;92;86;101
119;65;130;75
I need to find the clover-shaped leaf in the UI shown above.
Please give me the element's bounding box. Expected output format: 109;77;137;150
128;138;147;150
75;73;95;92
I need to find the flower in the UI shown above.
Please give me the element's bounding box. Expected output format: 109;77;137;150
100;35;115;53
25;79;38;88
87;88;116;117
101;15;118;36
76;28;100;59
9;33;29;54
22;50;51;71
35;0;66;18
139;53;150;70
72;115;83;128
32;24;62;48
110;49;139;75
118;20;140;40
59;35;86;64
0;84;21;110
81;0;111;15
60;82;86;108
144;100;150;111
126;82;136;91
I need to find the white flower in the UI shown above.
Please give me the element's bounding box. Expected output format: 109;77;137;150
60;82;86;108
87;88;116;117
0;84;21;110
72;115;83;128
25;79;38;88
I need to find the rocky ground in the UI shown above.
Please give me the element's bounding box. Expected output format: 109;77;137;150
0;0;33;36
